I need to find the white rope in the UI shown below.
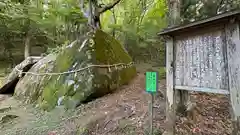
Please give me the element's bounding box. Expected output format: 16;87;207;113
14;62;134;76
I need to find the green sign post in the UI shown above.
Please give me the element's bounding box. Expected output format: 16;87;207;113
146;72;158;93
145;72;158;135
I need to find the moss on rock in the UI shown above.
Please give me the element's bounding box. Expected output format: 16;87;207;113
92;30;136;96
15;30;136;111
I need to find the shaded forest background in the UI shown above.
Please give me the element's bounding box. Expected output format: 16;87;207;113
0;0;240;74
0;1;239;134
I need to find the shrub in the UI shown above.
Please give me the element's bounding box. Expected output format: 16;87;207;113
158;67;166;79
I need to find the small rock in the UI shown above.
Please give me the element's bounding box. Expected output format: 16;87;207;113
0;107;11;113
0;114;19;124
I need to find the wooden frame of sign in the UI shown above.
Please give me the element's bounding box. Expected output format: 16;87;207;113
158;10;240;135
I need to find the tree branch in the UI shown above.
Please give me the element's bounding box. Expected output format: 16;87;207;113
99;0;121;14
215;0;224;14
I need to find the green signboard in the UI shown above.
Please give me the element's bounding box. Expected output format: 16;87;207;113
146;72;158;93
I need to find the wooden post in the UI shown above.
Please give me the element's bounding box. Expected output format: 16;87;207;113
149;93;153;135
163;36;176;135
168;0;190;116
226;18;240;135
177;90;190;115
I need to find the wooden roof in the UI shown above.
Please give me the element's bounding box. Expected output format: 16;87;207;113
158;10;240;36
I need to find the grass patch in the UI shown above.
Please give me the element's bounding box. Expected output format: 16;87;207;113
144;128;163;135
158;67;166;80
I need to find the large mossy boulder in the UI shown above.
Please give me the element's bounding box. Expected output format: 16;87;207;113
14;30;136;111
14;54;57;103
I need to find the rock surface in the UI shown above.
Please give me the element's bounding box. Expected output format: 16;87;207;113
14;30;136;110
0;56;42;94
14;54;57;103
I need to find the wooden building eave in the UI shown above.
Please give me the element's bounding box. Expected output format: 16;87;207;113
158;10;240;36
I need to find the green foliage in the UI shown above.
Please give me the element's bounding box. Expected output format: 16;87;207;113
158;67;166;79
100;0;167;64
0;0;87;62
181;0;240;23
2;0;239;67
1;0;168;65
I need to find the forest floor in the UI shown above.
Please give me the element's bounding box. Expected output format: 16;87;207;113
0;63;233;135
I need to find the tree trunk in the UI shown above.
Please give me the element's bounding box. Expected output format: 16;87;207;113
87;0;101;30
164;0;191;135
84;0;121;30
111;9;116;38
22;0;31;60
168;0;181;26
24;33;31;59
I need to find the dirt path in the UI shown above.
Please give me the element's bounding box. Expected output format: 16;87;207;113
77;73;165;135
0;73;233;135
0;73;165;135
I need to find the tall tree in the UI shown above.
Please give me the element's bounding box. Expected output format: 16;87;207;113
80;0;121;30
23;0;31;59
168;0;181;26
